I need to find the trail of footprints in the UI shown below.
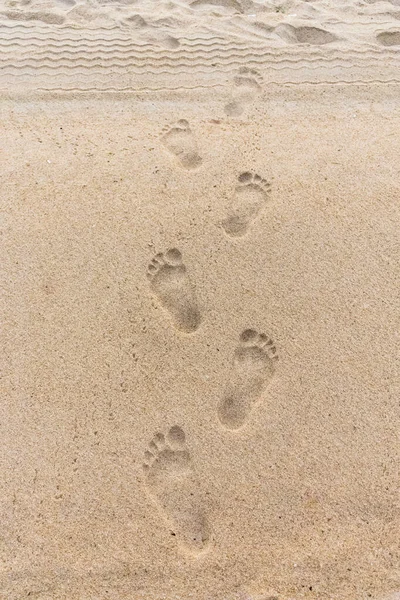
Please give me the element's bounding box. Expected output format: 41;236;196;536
142;70;278;554
147;81;278;553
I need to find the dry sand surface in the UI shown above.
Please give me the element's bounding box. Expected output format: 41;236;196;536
1;1;400;599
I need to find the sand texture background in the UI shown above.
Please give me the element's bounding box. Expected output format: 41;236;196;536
1;1;400;599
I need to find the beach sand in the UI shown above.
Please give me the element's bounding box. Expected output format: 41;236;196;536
1;2;400;599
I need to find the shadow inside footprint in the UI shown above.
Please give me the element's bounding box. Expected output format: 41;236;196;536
221;172;272;237
218;329;278;430
161;120;202;169
143;426;210;554
147;248;201;333
224;67;263;117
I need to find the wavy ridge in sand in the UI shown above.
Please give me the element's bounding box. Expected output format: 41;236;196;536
2;0;400;91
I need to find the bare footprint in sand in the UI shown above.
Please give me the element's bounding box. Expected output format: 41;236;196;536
161;120;202;169
143;426;210;554
218;329;278;430
224;68;263;117
147;248;201;333
221;172;272;237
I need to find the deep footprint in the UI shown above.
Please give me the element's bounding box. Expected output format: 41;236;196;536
377;31;400;47
221;172;272;237
147;248;201;333
276;24;338;45
218;329;278;430
143;426;210;554
161;120;202;169
224;67;263;117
